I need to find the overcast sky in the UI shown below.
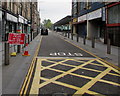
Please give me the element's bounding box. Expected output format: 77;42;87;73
38;0;72;24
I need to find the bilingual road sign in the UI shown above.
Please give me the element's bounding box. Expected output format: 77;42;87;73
8;33;25;45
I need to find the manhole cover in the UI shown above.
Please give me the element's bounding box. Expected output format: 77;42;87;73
52;93;67;96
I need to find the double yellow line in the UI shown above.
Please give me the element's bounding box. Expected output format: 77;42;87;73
19;36;42;95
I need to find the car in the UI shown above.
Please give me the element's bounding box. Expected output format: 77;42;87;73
41;29;48;35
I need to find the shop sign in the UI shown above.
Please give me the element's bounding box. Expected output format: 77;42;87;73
8;33;25;45
6;13;17;23
18;15;24;23
73;18;77;23
102;7;106;21
24;19;28;24
78;15;87;22
87;8;102;20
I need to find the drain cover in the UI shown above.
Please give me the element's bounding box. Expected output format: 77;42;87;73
52;93;67;96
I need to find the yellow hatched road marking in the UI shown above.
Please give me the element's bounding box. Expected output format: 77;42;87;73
42;66;93;80
44;59;77;68
41;59;68;70
38;60;94;89
42;65;120;87
40;77;80;90
73;68;111;95
86;90;106;96
72;59;105;67
43;58;120;77
97;59;120;74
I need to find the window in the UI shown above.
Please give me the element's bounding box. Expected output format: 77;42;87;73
108;4;120;24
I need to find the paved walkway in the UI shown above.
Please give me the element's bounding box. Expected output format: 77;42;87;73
2;34;41;95
57;32;119;67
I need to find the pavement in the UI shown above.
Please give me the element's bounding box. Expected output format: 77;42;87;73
20;31;120;96
57;32;119;67
2;34;42;95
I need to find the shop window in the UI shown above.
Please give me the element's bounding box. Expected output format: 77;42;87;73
108;4;120;24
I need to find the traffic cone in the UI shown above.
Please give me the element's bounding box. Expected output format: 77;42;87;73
22;51;30;56
22;43;30;56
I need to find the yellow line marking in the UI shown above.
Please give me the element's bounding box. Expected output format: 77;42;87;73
97;59;120;74
73;68;111;95
41;59;69;70
41;77;80;90
42;66;65;73
38;60;94;88
43;64;120;87
44;59;77;68
59;36;120;71
86;90;106;96
30;59;41;95
44;66;93;80
80;66;120;77
99;79;120;86
72;59;106;67
20;36;43;95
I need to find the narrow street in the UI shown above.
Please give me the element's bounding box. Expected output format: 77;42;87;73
20;31;120;96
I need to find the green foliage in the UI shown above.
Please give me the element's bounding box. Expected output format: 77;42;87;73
42;19;53;29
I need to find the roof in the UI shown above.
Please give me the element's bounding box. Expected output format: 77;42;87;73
54;15;71;26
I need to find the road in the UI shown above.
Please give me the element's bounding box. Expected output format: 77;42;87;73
20;31;120;96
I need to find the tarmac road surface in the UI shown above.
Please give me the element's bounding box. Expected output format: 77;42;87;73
20;31;120;96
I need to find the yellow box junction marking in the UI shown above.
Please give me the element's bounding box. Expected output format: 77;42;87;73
29;58;120;95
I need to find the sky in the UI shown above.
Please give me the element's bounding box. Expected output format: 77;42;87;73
38;0;72;24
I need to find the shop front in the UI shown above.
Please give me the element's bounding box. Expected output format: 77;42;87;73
6;13;18;54
77;14;87;37
106;2;120;46
87;8;106;40
72;18;78;35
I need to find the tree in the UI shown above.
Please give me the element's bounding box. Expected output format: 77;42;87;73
42;19;53;29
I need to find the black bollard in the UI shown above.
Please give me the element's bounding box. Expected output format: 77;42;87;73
83;36;86;45
77;34;79;42
107;38;111;54
92;37;95;48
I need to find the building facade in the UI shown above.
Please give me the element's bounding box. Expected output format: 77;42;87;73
71;1;120;47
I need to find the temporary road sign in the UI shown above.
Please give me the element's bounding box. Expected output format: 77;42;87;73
8;33;25;45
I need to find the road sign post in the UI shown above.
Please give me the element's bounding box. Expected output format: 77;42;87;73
4;42;9;65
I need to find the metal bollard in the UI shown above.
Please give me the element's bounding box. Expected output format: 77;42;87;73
68;32;70;38
107;39;111;54
77;34;79;42
28;34;30;44
17;45;21;53
83;36;86;45
92;37;95;48
71;33;73;40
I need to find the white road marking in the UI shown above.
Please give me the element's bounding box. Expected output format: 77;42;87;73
49;52;83;57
